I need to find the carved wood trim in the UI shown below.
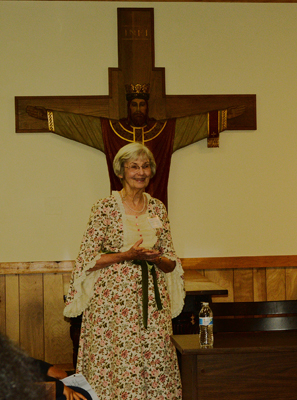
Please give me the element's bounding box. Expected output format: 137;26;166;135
181;255;297;270
0;261;74;275
7;1;297;3
1;255;297;274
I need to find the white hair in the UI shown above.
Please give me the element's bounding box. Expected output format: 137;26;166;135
113;143;156;182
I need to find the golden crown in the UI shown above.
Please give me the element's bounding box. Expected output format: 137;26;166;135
125;83;150;101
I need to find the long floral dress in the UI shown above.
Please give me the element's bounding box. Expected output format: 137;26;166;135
64;192;185;400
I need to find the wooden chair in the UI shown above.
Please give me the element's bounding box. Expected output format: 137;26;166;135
210;299;297;333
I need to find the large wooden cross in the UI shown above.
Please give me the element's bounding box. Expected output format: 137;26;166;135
15;7;256;133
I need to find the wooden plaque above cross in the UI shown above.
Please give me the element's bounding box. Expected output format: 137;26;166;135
15;7;256;133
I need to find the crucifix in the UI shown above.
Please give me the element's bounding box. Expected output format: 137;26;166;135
15;7;256;207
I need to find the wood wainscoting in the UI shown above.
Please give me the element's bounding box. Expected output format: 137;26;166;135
0;261;74;365
1;255;297;365
181;255;297;303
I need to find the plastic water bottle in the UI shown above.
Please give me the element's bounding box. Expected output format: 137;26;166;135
199;302;214;348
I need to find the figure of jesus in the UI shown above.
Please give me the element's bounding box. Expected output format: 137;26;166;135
26;83;244;207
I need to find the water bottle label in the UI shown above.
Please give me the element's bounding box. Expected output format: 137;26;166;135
199;317;213;326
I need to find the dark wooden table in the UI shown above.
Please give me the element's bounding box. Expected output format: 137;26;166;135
172;331;297;400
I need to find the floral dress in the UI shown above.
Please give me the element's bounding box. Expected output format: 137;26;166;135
64;192;185;400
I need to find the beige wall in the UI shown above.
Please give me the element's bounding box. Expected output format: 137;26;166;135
1;2;297;262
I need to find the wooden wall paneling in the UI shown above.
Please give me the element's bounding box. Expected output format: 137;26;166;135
19;274;44;359
0;275;6;335
266;268;286;301
204;269;234;302
2;257;297;274
62;273;72;298
180;255;297;270
4;0;297;3
5;275;20;344
44;273;73;364
253;268;267;302
285;268;297;300
0;258;296;365
233;269;253;302
0;261;74;275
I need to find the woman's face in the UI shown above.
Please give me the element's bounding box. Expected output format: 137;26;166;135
121;156;152;191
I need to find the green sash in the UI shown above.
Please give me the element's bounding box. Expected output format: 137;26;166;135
102;252;163;329
134;260;163;329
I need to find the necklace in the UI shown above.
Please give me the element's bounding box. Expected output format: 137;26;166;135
121;190;147;214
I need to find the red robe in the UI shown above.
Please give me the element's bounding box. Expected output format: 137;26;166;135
48;109;227;208
101;118;176;208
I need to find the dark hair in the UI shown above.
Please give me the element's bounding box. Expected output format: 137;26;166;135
126;98;150;126
0;334;43;400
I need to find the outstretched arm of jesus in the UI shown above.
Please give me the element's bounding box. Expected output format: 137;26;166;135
26;106;105;152
172;105;245;151
173;113;210;152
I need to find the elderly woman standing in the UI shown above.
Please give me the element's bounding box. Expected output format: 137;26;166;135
64;143;185;400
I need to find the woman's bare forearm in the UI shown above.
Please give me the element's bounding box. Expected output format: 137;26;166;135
152;256;176;273
88;246;158;272
88;252;128;272
87;242;173;273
